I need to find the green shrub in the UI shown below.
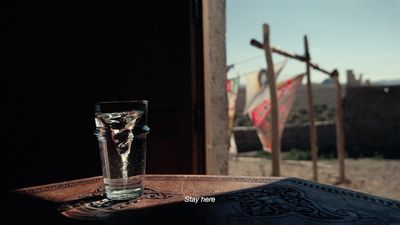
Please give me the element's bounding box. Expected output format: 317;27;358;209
282;149;310;160
256;150;270;159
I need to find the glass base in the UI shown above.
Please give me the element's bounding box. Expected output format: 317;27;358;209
103;176;144;201
105;186;143;201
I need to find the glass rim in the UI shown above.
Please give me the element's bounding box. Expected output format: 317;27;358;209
94;100;148;113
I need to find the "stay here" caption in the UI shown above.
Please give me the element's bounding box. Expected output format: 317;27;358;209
184;196;215;204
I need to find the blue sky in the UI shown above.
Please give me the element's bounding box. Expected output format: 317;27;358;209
226;0;400;83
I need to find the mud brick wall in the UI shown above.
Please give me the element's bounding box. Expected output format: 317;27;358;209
343;86;400;158
233;85;400;159
281;122;337;156
234;123;337;156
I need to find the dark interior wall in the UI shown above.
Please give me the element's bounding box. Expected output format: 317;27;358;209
3;1;204;189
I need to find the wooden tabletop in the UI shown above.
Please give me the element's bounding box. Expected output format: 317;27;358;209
14;175;400;225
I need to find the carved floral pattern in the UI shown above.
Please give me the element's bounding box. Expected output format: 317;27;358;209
219;185;389;224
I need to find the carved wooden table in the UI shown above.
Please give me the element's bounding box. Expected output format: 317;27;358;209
13;175;400;224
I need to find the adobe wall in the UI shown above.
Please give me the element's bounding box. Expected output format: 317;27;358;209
203;0;229;174
233;85;400;159
343;86;400;158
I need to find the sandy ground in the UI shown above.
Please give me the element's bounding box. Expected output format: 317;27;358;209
229;156;400;201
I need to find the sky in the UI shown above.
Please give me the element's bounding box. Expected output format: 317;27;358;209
226;0;400;83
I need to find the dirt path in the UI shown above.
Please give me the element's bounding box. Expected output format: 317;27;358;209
229;157;400;200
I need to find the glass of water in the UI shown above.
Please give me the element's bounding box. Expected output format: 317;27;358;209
94;100;150;201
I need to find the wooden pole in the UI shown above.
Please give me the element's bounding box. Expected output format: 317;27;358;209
252;38;347;182
332;70;347;183
262;24;281;176
304;35;319;182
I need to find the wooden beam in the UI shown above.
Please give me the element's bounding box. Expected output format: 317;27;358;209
304;35;319;182
251;39;331;75
271;46;306;62
262;24;281;176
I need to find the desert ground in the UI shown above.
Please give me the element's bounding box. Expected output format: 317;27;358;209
229;156;400;200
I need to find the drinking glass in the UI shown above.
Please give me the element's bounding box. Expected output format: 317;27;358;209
94;100;150;201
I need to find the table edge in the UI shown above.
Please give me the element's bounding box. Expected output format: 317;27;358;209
14;175;285;194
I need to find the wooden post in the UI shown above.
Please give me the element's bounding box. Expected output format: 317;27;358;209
252;37;343;181
332;70;347;183
304;35;319;182
263;24;281;176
